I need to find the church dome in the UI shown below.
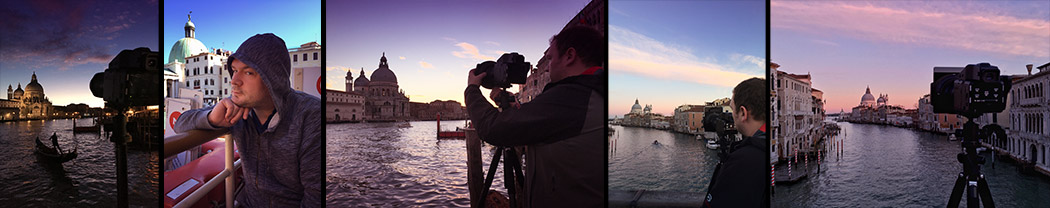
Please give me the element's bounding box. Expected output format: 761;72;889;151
168;13;207;64
13;84;24;98
370;53;398;83
354;68;370;87
24;73;43;95
861;86;875;103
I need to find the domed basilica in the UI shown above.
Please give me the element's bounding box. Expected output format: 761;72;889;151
2;72;53;119
347;53;411;120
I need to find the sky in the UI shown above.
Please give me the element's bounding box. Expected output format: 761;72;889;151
609;0;767;117
163;0;321;63
0;0;160;108
772;0;1050;113
325;0;593;104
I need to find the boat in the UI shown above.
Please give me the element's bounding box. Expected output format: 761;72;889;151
948;134;958;141
706;139;719;150
72;118;101;134
436;114;466;139
35;136;77;163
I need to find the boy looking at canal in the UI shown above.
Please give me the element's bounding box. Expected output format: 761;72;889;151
702;77;769;208
174;33;323;207
465;26;606;207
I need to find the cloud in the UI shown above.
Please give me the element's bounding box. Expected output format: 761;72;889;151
399;56;406;60
325;66;354;90
452;42;496;61
419;61;434;69
610;25;761;87
730;54;765;71
484;41;500;46
772;1;1050;58
810;39;839;47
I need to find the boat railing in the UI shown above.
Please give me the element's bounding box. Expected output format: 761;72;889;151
164;129;241;208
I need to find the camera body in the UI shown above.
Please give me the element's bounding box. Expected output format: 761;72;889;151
702;106;738;138
89;47;162;107
930;63;1012;117
473;52;531;89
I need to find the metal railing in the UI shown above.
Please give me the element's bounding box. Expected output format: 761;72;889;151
164;129;241;208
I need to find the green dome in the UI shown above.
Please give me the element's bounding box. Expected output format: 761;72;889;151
168;37;208;64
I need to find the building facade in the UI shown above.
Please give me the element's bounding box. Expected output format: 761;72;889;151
1006;62;1050;175
2;73;52;120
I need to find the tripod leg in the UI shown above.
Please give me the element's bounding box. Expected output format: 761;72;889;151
977;175;995;208
503;149;516;208
948;173;966;208
481;147;504;207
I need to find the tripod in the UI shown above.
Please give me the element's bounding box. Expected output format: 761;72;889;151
947;119;994;208
478;89;526;208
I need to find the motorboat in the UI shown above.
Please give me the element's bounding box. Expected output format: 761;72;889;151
706;139;719;150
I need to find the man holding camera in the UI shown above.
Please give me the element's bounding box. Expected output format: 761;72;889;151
175;33;323;207
702;77;769;208
465;26;606;207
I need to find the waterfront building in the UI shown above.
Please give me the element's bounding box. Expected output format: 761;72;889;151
673;104;705;134
341;53;412;121
1006;62;1050;176
774;65;817;159
183;49;232;106
1;73;52;120
325;88;365;122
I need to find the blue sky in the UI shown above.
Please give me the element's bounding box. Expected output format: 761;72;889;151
0;0;160;108
163;0;321;64
771;0;1050;113
609;0;767;116
325;0;592;104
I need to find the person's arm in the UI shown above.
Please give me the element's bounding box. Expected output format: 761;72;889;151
464;84;589;146
299;103;324;207
173;106;221;133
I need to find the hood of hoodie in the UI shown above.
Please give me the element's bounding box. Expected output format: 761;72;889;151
226;33;292;117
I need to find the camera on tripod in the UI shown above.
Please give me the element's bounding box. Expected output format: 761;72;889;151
931;63;1012;117
89;47;162;107
702;106;738;156
931;63;1011;208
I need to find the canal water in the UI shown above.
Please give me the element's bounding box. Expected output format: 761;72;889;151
774;120;1050;207
325;120;506;207
608;125;720;193
0;118;160;207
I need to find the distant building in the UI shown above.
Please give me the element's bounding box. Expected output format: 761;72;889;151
336;53;412;121
325;89;364;122
1;72;52;120
290;41;322;97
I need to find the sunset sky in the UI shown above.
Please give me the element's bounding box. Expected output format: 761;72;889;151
324;0;592;104
772;0;1050;113
609;0;766;117
0;0;159;108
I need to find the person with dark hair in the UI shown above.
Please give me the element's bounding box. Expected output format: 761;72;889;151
465;25;606;207
702;77;769;208
174;33;323;207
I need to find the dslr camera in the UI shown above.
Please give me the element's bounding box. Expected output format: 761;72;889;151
90;47;162;107
930;63;1012;117
473;52;531;89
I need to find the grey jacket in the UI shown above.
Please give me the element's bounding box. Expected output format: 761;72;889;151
465;69;606;207
175;33;323;207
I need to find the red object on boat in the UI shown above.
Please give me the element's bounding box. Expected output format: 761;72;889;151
437;113;466;139
163;141;241;208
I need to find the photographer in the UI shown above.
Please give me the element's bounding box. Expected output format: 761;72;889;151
174;33;323;207
702;78;769;208
464;26;605;207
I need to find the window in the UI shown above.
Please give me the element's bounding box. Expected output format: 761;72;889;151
294;54;298;62
313;52;318;60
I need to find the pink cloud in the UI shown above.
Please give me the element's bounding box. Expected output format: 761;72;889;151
772;1;1050;58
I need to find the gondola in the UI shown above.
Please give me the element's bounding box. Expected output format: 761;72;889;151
35;137;77;163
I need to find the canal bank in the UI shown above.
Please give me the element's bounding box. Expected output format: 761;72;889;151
773;121;1050;207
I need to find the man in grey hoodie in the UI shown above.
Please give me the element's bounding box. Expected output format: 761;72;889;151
175;33;323;207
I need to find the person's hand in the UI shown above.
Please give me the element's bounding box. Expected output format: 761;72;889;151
489;89;521;109
208;97;250;128
468;68;486;87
